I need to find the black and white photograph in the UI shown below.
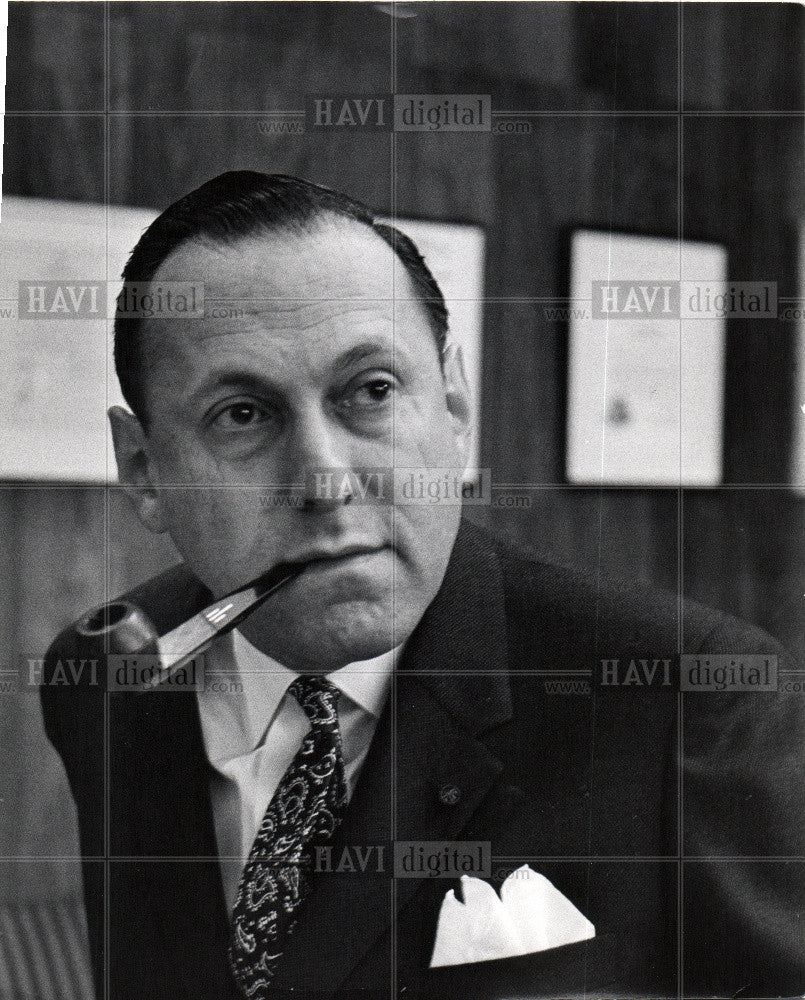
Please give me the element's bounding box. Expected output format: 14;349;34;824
0;3;803;998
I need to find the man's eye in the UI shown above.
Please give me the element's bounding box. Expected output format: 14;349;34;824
212;401;270;429
350;379;394;407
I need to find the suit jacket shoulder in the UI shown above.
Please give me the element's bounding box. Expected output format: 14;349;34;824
488;524;795;664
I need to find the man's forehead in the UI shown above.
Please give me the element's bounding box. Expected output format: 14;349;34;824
138;218;438;376
151;218;413;303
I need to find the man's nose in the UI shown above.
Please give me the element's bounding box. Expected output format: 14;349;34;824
281;410;355;511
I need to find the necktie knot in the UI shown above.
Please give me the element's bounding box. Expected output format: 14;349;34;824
288;675;340;728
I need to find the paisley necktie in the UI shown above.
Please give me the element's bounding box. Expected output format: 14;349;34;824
229;675;347;998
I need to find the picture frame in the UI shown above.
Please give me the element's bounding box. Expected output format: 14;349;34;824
565;229;728;487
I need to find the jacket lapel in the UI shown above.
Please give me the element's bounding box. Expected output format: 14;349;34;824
271;520;514;995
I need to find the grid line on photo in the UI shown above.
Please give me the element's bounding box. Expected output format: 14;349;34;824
3;852;803;864
2;482;802;491
389;9;399;995
103;8;113;1000
677;14;685;993
6;109;805;118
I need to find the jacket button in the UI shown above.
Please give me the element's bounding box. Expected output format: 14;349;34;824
439;784;461;805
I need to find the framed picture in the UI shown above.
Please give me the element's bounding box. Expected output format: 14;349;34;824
793;225;805;493
565;229;728;487
0;196;154;481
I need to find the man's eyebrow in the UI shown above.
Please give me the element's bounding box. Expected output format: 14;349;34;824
332;341;401;374
186;370;273;407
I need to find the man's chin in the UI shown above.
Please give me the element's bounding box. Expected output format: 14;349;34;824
239;597;410;672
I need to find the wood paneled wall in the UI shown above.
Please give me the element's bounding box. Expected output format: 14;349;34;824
1;2;802;899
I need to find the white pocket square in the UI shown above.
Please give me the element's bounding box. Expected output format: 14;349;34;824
430;865;595;968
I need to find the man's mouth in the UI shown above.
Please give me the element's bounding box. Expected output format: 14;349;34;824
290;543;390;571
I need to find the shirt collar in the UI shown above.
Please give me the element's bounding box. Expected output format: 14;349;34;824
198;628;397;763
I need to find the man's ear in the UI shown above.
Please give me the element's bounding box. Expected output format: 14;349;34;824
108;406;167;534
441;342;473;470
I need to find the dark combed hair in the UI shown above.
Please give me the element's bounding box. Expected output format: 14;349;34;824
114;170;449;421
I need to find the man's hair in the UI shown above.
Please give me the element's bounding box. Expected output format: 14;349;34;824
114;170;449;422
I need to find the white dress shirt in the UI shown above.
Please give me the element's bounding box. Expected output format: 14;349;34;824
196;628;397;908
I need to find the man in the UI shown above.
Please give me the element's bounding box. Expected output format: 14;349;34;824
42;172;803;1000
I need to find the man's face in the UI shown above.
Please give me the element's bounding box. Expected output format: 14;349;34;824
114;219;470;672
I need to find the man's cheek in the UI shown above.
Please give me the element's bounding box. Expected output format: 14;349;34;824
160;490;240;573
399;398;462;465
154;429;229;483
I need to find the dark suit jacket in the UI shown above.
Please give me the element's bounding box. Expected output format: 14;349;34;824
41;521;804;999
